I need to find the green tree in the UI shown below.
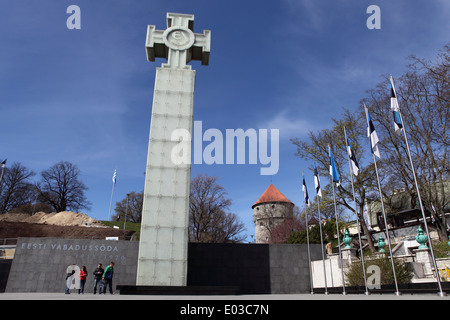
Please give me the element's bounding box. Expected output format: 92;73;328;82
288;218;340;245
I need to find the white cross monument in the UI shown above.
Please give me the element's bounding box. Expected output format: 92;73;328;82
136;13;210;286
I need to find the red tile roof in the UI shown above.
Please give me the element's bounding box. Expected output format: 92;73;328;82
252;184;294;208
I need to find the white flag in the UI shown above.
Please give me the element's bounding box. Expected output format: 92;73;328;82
112;169;117;185
364;105;381;158
302;173;310;207
313;163;322;197
363;204;373;231
346;138;360;176
390;76;403;134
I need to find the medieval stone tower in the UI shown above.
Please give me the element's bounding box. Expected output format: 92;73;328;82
252;184;294;243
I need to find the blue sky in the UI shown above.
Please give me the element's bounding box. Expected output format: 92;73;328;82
0;0;448;241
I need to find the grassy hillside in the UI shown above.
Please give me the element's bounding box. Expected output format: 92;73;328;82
101;221;141;240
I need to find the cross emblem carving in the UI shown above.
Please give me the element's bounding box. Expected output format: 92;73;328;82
145;13;211;69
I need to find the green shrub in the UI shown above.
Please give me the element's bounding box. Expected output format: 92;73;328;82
432;240;450;258
345;255;413;286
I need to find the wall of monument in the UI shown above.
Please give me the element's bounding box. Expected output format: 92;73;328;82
5;238;321;294
6;238;139;293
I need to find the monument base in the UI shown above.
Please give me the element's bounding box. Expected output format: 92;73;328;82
117;285;240;295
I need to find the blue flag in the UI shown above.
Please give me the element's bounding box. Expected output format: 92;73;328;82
329;147;340;186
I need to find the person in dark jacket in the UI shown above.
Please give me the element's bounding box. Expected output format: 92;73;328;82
93;263;104;294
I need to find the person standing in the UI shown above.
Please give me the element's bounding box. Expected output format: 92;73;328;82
65;269;75;294
93;263;104;294
78;266;88;294
102;262;115;294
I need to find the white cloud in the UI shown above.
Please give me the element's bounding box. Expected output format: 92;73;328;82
258;109;314;140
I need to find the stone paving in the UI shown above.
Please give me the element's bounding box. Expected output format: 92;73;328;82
0;292;448;300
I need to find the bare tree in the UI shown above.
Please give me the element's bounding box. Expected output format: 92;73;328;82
189;174;246;243
291;109;377;252
365;44;449;240
112;191;143;223
0;162;35;214
37;161;91;213
269;217;303;244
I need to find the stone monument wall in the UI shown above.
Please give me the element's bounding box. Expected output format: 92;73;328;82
0;260;12;292
6;238;139;293
5;238;321;294
188;243;322;294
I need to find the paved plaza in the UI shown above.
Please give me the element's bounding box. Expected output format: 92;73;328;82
1;292;448;300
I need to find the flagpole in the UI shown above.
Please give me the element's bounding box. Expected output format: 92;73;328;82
108;169;117;221
314;163;328;294
329;145;346;295
331;178;346;295
344;127;369;295
305;204;314;294
108;183;115;221
372;153;401;295
365;105;400;295
398;110;445;296
316;186;328;294
303;171;314;294
390;76;445;296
